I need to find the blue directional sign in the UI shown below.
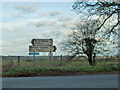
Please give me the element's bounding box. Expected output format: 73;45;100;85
29;52;39;55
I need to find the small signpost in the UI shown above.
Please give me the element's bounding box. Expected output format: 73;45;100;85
29;38;57;66
29;52;39;55
48;52;53;64
29;38;56;52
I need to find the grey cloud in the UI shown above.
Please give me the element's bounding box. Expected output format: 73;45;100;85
60;23;68;29
60;21;76;30
15;4;39;13
40;11;60;17
58;16;72;22
29;19;57;27
40;13;47;17
47;31;63;38
28;16;75;30
49;11;60;16
35;30;65;39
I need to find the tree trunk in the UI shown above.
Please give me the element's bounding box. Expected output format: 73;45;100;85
88;53;96;66
88;54;93;66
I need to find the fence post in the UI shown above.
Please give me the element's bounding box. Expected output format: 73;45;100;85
17;56;20;66
60;55;63;66
10;57;13;65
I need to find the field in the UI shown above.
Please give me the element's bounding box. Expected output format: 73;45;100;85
1;57;119;77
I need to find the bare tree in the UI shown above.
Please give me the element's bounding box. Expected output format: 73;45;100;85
72;1;120;37
61;19;110;66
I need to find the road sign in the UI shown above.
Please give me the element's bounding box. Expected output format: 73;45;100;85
29;52;39;55
31;38;53;46
29;45;56;52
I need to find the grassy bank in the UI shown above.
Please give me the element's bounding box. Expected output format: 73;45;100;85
2;65;118;77
2;59;119;77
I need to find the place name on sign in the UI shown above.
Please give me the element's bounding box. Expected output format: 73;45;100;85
29;45;54;52
31;39;53;46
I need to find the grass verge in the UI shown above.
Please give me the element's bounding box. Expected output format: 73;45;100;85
2;65;119;77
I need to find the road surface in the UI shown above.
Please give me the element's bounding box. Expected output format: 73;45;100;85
2;74;118;88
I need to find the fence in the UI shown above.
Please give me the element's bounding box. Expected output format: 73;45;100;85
2;55;119;73
2;56;67;61
1;55;119;61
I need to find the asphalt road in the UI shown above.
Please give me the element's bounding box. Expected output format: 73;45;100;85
2;74;118;88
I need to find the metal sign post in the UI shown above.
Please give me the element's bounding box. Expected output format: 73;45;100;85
50;52;52;64
48;52;53;66
33;52;35;67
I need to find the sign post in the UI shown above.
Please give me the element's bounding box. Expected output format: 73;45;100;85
33;52;35;67
29;38;57;66
48;51;53;65
17;56;20;66
50;51;52;65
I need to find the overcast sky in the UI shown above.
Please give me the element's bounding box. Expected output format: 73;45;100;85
1;1;78;56
1;0;119;56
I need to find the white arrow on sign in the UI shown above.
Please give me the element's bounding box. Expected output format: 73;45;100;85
29;45;56;52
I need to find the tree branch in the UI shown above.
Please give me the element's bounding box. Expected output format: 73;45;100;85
97;8;118;30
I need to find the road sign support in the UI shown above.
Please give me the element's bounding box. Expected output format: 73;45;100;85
33;52;35;67
49;51;52;65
